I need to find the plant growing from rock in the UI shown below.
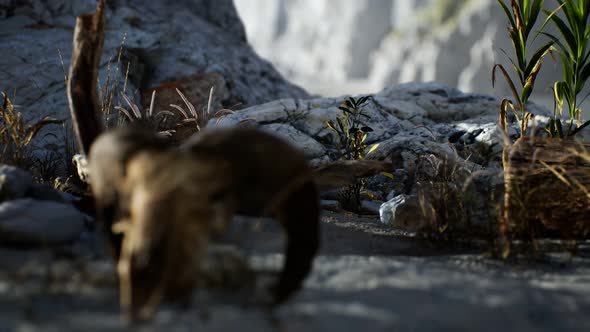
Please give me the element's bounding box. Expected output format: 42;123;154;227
494;1;590;259
326;96;374;161
493;0;554;141
542;0;590;137
325;96;379;211
169;87;218;132
0;93;62;169
116;91;175;137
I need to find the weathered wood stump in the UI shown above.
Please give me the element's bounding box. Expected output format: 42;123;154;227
503;137;590;241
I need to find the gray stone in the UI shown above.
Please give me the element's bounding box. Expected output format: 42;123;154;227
320;199;342;212
0;165;33;202
261;123;326;159
0;199;87;247
462;168;505;229
26;183;74;203
360;200;381;215
0;0;308;162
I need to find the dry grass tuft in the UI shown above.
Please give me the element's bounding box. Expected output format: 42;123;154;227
0;92;62;169
502;137;590;256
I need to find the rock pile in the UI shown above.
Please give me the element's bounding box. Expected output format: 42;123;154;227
0;165;89;247
211;82;552;234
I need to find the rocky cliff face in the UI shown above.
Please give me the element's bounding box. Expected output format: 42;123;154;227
235;0;567;101
0;0;308;161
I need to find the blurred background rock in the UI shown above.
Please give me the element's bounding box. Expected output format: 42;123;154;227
235;0;570;107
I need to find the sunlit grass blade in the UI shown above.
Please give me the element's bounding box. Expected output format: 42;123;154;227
493;64;524;111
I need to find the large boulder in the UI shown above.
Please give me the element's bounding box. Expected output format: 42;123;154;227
0;165;33;201
0;198;87;247
0;0;308;161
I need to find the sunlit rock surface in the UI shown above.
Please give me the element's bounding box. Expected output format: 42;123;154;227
235;0;568;101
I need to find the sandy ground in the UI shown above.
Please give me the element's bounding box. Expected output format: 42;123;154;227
0;212;589;331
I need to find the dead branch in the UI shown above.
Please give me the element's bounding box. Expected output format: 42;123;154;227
67;0;106;155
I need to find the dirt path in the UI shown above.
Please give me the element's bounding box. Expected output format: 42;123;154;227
1;212;589;331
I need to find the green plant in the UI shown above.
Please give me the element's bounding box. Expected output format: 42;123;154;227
0;92;62;168
493;0;554;140
542;0;590;137
325;96;380;211
325;96;377;161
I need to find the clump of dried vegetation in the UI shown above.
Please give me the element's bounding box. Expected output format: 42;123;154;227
0;92;63;180
22;32;227;185
494;0;590;257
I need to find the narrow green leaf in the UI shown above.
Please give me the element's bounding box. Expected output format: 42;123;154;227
366;143;380;155
540;31;570;58
498;0;518;32
336;117;345;133
523;41;553;78
492;64;524;112
522;45;549;103
560;0;581;40
526;0;544;37
554;81;566;116
325;120;338;133
512;0;524;32
509;28;526;71
522;0;531;22
380;171;394;180
536;4;564;44
557;52;574;82
522;84;533;103
548;11;578;56
357;96;370;105
579;61;590;88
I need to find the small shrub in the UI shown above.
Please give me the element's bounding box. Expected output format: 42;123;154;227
493;0;554;140
326;96;375;161
325;96;380;212
543;0;590;137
